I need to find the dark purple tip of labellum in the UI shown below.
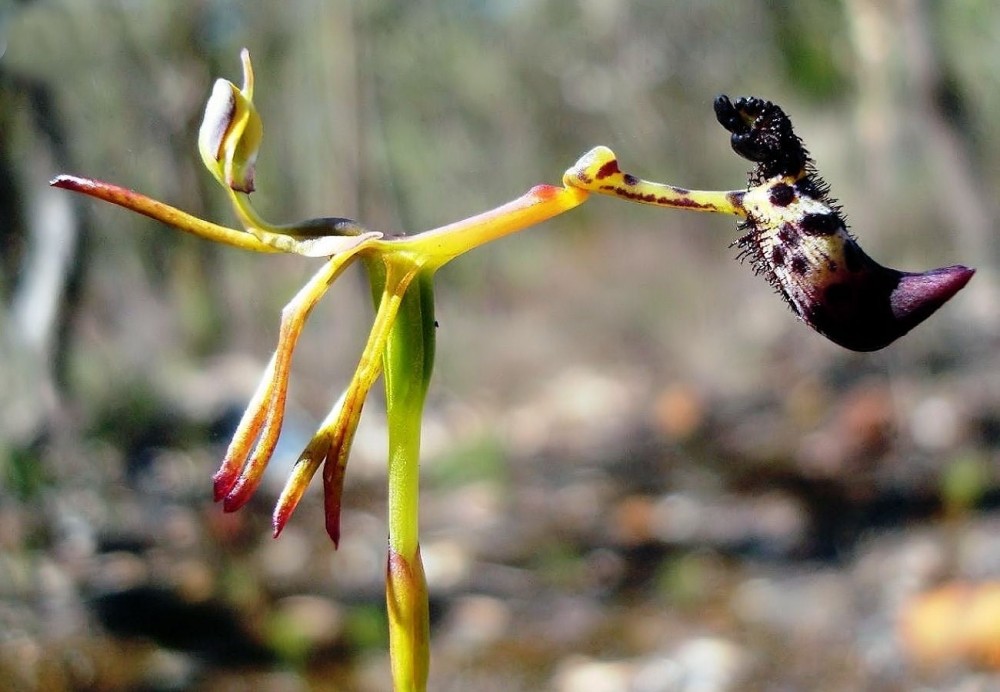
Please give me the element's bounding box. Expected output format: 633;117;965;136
806;264;974;351
890;265;975;323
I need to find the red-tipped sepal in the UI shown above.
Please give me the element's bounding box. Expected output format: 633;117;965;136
322;456;347;548
272;453;321;538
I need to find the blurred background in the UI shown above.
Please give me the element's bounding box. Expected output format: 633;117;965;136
1;0;999;689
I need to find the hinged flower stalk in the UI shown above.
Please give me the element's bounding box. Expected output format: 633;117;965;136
52;50;973;691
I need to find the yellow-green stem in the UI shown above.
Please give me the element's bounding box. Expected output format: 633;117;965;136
382;271;435;691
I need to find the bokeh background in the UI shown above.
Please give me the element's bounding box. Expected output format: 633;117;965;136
2;1;999;690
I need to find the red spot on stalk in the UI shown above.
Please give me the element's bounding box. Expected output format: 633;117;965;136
595;159;621;180
527;184;560;201
669;196;710;210
599;185;710;209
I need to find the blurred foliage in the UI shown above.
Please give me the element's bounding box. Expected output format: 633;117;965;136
2;443;47;502
767;0;851;99
941;452;991;515
425;434;507;489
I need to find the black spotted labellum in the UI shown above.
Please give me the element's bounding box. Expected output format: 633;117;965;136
715;95;974;351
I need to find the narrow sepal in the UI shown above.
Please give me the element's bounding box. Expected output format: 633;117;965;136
272;454;321;538
49;175;277;253
322;458;347;548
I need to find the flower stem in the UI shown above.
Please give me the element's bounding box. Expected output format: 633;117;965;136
383;271;436;691
385;272;435;555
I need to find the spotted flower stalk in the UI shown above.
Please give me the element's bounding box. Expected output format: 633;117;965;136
51;51;972;691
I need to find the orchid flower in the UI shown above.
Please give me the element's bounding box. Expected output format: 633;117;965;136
51;51;971;691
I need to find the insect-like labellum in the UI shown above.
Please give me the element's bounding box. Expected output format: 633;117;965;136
715;95;974;351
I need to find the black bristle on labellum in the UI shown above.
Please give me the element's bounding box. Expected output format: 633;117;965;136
715;94;847;296
714;95;810;183
714;95;842;223
731;220;773;283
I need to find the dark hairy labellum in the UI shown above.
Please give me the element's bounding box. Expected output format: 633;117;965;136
714;94;973;351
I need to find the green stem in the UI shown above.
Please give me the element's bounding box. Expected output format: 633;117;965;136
385;271;436;553
383;270;436;691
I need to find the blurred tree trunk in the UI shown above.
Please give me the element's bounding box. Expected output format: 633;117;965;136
0;67;87;450
845;0;997;332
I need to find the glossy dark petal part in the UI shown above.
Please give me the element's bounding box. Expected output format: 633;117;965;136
806;264;974;351
891;264;975;328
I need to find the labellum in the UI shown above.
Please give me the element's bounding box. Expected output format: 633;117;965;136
715;95;973;351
